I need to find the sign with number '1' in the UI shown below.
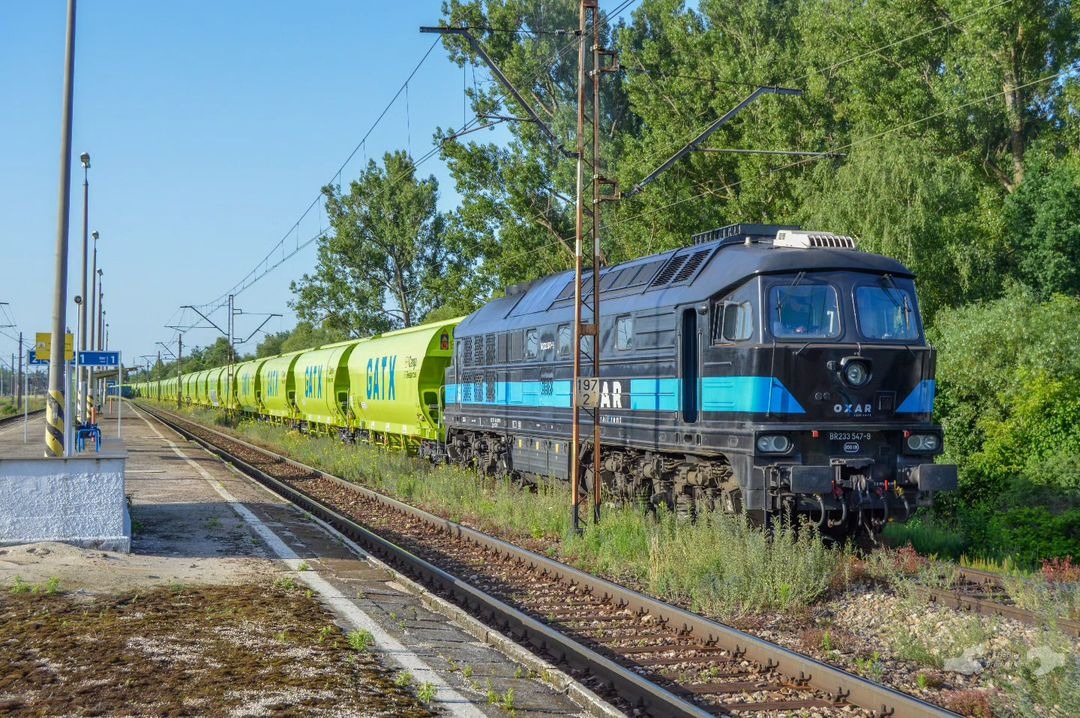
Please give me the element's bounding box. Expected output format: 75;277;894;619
79;351;120;367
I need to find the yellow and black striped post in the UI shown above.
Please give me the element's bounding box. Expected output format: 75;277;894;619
45;389;64;457
44;0;78;457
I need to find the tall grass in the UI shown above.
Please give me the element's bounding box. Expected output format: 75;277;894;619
152;402;849;617
565;507;849;615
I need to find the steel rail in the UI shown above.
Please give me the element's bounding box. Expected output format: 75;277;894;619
140;403;958;718
914;567;1080;638
0;408;44;429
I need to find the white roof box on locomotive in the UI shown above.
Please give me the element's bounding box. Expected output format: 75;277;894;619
773;229;858;250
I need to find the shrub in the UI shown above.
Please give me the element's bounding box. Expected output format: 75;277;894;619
930;289;1080;566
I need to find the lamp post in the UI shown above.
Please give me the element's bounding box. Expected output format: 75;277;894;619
71;295;82;451
98;307;105;404
78;152;90;424
88;231;98;414
90;233;98;345
97;280;103;350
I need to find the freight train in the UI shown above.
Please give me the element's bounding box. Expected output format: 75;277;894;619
135;224;957;536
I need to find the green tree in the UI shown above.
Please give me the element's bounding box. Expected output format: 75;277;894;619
255;331;290;358
280;322;347;354
290;151;469;335
1003;144;1080;297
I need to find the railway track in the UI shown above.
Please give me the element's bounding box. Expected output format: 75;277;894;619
912;565;1080;638
137;402;956;718
0;408;43;429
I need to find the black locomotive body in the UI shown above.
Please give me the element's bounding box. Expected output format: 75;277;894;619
443;224;957;535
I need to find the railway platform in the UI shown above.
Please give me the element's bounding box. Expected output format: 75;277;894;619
0;403;596;717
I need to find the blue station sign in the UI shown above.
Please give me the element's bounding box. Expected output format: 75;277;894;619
79;351;120;367
28;350;48;366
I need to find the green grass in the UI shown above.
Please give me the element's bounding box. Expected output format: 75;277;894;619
0;397;45;419
882;517;967;559
147;401;854;617
416;682;437;704
347;629;374;652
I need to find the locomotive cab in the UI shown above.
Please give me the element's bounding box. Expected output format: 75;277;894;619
702;231;957;534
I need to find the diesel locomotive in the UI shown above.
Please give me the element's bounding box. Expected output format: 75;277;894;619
442;224;957;535
136;223;956;536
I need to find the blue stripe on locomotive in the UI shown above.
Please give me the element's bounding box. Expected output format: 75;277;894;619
448;376;805;414
896;379;935;414
700;376;805;414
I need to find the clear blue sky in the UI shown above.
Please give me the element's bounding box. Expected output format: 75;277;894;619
0;1;507;369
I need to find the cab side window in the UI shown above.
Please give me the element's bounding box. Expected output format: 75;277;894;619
712;284;757;344
718;302;753;342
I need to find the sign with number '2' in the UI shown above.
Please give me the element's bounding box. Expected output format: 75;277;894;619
576;378;600;409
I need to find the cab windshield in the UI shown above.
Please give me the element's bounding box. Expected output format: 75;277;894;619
769;283;841;339
855;283;919;340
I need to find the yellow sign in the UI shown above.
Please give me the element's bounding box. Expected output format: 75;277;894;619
36;332;74;361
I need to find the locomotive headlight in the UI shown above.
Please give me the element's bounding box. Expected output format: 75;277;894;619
843;360;871;387
906;433;940;452
756;435;792;454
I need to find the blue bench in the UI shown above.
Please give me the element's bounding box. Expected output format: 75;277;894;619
76;424;102;452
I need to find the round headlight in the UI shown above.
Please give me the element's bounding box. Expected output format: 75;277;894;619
844;360;870;386
906;434;940;452
756;435;792;453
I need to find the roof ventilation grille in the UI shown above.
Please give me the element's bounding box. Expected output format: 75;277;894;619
672;247;711;283
649;254;689;287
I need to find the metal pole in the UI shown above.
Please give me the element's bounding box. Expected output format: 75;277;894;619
64;357;73;456
23;358;29;444
90;237;97;349
45;0;78;458
78;155;89;424
571;0;587;533
228;294;234;410
590;3;603;523
179;335;184;407
74;301;81;430
90;250;97;413
16;333;22;410
117;353;122;439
